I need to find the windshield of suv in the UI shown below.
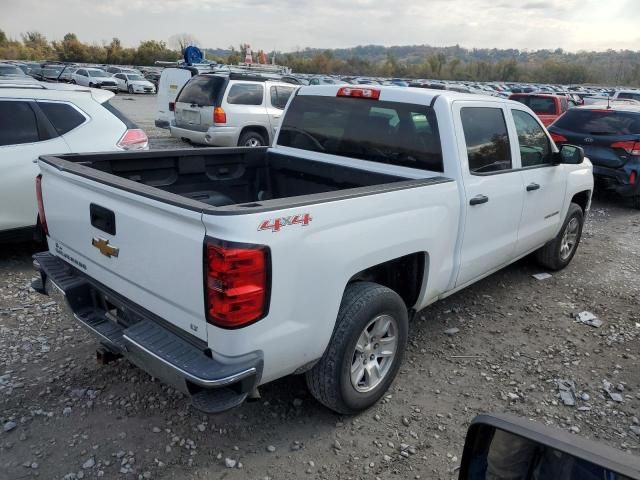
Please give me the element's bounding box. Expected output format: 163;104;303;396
553;109;640;135
126;74;144;81
88;70;109;78
0;65;25;76
278;95;444;171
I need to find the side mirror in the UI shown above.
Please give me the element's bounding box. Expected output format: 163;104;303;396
554;144;585;165
459;414;640;479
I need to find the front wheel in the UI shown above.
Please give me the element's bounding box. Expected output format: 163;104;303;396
535;202;584;270
306;282;408;414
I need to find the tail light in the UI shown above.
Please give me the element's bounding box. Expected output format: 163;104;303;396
337;87;380;99
117;128;148;150
35;174;48;236
204;239;270;329
213;107;227;124
550;133;567;144
168;102;175;112
630;170;638;185
611;140;640;156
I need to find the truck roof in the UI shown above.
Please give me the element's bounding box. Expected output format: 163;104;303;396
296;84;514;107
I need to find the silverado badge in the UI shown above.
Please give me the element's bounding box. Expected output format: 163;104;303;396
92;237;119;258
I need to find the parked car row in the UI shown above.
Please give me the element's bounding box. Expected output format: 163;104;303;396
0;61;157;94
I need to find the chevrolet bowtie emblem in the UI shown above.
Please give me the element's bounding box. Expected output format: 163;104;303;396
92;237;119;258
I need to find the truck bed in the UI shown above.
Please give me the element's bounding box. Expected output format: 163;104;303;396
40;148;447;215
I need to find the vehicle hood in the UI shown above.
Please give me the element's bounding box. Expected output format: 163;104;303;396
129;80;154;87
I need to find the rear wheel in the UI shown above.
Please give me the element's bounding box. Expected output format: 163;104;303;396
632;196;640;210
128;85;134;94
305;282;408;414
535;203;584;270
238;131;266;148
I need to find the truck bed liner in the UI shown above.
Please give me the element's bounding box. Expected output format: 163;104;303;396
40;148;452;215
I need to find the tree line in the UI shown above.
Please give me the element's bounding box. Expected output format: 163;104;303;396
2;29;640;86
0;30;179;66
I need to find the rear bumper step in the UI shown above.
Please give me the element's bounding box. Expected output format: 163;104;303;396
32;252;262;414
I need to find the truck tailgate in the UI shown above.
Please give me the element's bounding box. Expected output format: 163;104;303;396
39;161;208;342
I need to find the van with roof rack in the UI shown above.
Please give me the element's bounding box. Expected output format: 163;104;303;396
169;73;297;147
0;80;148;243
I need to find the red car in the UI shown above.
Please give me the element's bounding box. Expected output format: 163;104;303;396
508;93;570;126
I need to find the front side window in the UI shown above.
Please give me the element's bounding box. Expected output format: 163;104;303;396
0;101;41;146
461;107;512;174
512;109;552;167
227;83;264;106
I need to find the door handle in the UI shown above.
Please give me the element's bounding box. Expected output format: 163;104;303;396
469;194;489;206
526;183;541;191
273;115;281;119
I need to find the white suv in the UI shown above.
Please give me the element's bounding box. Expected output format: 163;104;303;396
0;80;148;243
170;73;297;147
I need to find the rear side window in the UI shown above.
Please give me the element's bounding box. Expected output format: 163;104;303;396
101;100;137;128
0;101;40;146
553;110;640;135
270;86;295;109
227;83;264;105
177;75;226;107
460;107;512;174
278;96;443;171
38;102;86;135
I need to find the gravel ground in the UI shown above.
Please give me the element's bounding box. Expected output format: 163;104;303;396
1;196;639;479
2;94;639;478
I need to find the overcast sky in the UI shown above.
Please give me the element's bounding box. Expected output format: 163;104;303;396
2;0;639;52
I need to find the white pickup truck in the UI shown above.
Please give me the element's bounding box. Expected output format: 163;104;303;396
33;86;593;414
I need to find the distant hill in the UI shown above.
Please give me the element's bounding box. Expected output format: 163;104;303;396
206;43;640;86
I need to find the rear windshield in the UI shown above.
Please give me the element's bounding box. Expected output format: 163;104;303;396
553;109;640;135
511;96;556;114
177;75;227;107
278;95;443;171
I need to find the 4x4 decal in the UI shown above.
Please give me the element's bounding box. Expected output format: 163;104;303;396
258;213;312;232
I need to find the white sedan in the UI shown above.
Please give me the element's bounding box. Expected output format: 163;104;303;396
113;73;156;94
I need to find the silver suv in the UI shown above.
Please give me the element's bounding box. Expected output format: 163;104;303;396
170;73;296;147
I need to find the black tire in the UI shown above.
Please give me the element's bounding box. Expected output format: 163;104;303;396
128;85;134;94
632;196;640;210
535;203;584;271
238;130;266;147
305;282;408;415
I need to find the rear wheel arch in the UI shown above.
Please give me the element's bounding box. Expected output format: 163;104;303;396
238;126;269;146
347;252;428;311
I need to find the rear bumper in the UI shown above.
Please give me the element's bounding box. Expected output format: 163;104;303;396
593;165;640;197
32;252;262;413
170;124;240;147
